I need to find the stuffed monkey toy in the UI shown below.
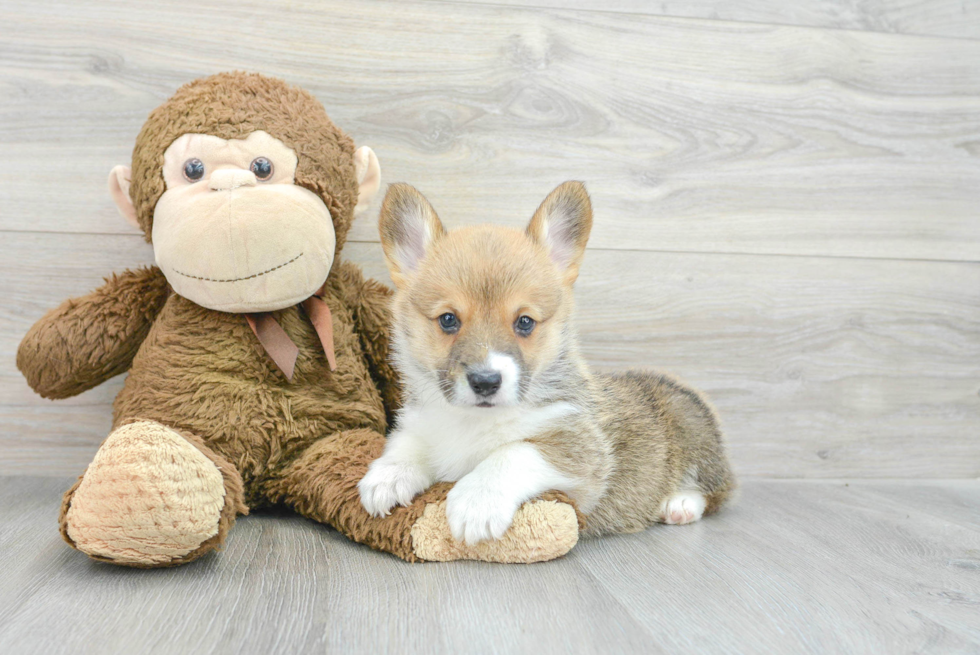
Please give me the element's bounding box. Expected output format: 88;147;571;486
17;72;581;567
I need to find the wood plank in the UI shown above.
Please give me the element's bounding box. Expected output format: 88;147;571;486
0;477;656;654
437;0;980;41
1;0;978;261
2;232;977;478
1;477;977;654
575;479;980;653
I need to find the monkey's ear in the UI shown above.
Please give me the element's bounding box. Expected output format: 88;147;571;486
108;165;140;229
526;181;593;285
354;146;381;216
379;183;445;287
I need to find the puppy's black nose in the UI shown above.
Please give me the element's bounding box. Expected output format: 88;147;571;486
467;371;502;397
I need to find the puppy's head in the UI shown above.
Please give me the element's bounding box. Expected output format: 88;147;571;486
380;181;592;408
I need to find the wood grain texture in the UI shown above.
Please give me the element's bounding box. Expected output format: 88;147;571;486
1;0;978;480
437;0;980;41
0;477;977;654
0;0;979;261
2;234;978;478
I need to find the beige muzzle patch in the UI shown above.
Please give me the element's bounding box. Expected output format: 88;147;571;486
64;421;226;565
153;183;336;312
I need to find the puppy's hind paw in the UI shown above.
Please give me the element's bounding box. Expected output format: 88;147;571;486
659;491;707;525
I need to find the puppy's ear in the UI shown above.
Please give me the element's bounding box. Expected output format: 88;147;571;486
526;181;593;285
379;183;445;287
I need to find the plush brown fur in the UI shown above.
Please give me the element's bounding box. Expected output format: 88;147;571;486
18;266;170;400
129;73;359;260
32;257;429;565
20;73;579;567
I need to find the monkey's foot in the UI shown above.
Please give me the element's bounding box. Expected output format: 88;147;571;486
409;493;581;563
61;420;239;567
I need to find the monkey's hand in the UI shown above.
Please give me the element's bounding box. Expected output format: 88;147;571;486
17;266;170;399
335;261;402;424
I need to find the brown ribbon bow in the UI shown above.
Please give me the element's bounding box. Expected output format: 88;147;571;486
245;291;336;381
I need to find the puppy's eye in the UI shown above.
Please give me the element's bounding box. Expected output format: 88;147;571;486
515;315;536;336
438;313;460;334
183;158;205;182
250;157;274;180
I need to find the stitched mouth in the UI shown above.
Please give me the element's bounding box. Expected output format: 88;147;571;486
171;252;304;283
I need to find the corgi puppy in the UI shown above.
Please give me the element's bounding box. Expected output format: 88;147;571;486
359;181;735;545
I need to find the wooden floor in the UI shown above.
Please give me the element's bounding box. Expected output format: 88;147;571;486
0;477;977;654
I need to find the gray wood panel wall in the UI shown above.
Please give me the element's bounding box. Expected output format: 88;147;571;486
1;0;977;478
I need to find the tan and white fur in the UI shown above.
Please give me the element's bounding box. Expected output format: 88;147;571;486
359;181;735;545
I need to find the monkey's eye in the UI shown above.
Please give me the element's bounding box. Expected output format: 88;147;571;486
515;315;536;336
250;157;274;180
183;158;205;182
438;313;460;334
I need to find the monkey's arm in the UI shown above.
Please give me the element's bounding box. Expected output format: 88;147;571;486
17;266;170;399
335;262;402;426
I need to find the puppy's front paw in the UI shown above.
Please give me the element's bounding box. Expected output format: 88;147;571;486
358;461;430;517
445;476;520;545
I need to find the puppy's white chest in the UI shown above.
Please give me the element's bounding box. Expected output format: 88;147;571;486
397;402;576;481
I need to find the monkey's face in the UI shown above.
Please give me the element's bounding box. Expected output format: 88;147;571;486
151;131;336;312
